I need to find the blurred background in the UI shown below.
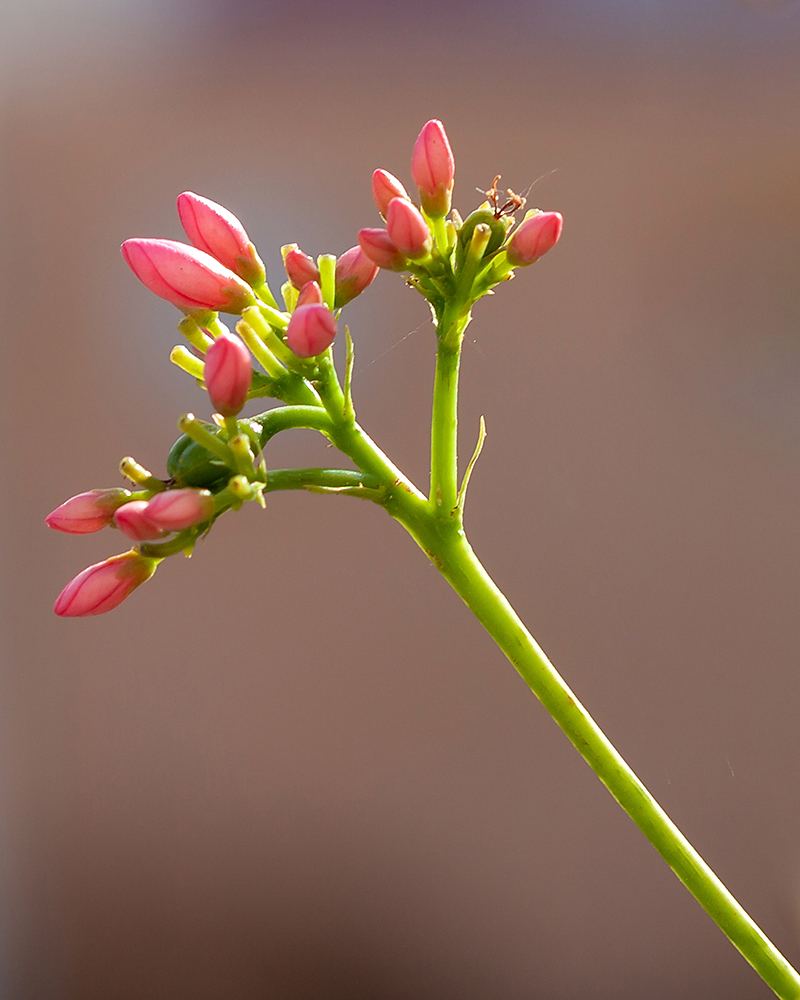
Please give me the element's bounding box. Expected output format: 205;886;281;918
2;1;800;997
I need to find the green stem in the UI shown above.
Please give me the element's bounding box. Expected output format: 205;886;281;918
265;467;383;498
313;349;428;519
254;405;334;447
224;415;239;441
430;339;461;519
399;306;800;998
429;214;449;256
393;517;800;1000
247;318;800;997
253;280;279;310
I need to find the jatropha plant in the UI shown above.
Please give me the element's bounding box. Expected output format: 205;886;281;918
47;121;799;997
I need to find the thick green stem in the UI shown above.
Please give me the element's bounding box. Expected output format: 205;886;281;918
392;304;800;997
430;340;461;518
250;318;800;998
391;513;800;999
265;467;384;499
314;348;429;520
254;405;334;447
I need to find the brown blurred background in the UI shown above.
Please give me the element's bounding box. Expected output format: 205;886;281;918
3;1;800;997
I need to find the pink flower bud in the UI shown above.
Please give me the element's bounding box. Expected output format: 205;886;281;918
334;246;378;307
54;551;158;617
296;280;324;307
144;488;215;532
121;239;257;315
357;228;408;272
285;303;337;358
372;169;411;218
113;501;168;541
386;198;432;260
177;191;266;286
46;488;131;534
410;119;455;219
203;332;253;416
283;245;320;290
506;212;563;266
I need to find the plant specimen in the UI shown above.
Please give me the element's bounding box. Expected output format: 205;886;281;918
47;121;800;999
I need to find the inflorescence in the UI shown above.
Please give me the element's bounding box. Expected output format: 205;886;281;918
47;120;562;616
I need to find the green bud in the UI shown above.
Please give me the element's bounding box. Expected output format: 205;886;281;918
455;210;510;274
167;426;231;489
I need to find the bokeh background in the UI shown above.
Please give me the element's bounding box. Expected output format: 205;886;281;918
3;1;800;997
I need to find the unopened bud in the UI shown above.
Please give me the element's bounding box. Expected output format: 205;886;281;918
113;501;168;541
506;211;563;266
203;333;253;417
410;119;455;219
386;198;432;260
334;246;378;307
144;488;215;532
296;280;324;307
46;489;131;534
372;169;411;218
54;551;158;617
285;303;337;358
282;244;320;290
121;239;257;314
177;191;266;286
357;228;408;272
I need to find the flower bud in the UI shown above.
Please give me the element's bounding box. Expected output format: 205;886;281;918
46;488;131;534
506;211;563;266
121;239;257;314
334;246;378;308
113;501;168;541
203;332;253;416
357;228;408;272
144;488;215;532
177;191;266;286
386;198;432;260
285;303;337;358
283;245;320;290
54;551;158;617
410;119;455;219
296;280;324;307
372;169;411;218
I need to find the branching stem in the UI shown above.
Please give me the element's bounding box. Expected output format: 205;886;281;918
269;315;800;1000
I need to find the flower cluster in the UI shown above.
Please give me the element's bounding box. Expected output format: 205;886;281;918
47;487;215;615
48;120;562;616
50;190;379;615
358;120;562;337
